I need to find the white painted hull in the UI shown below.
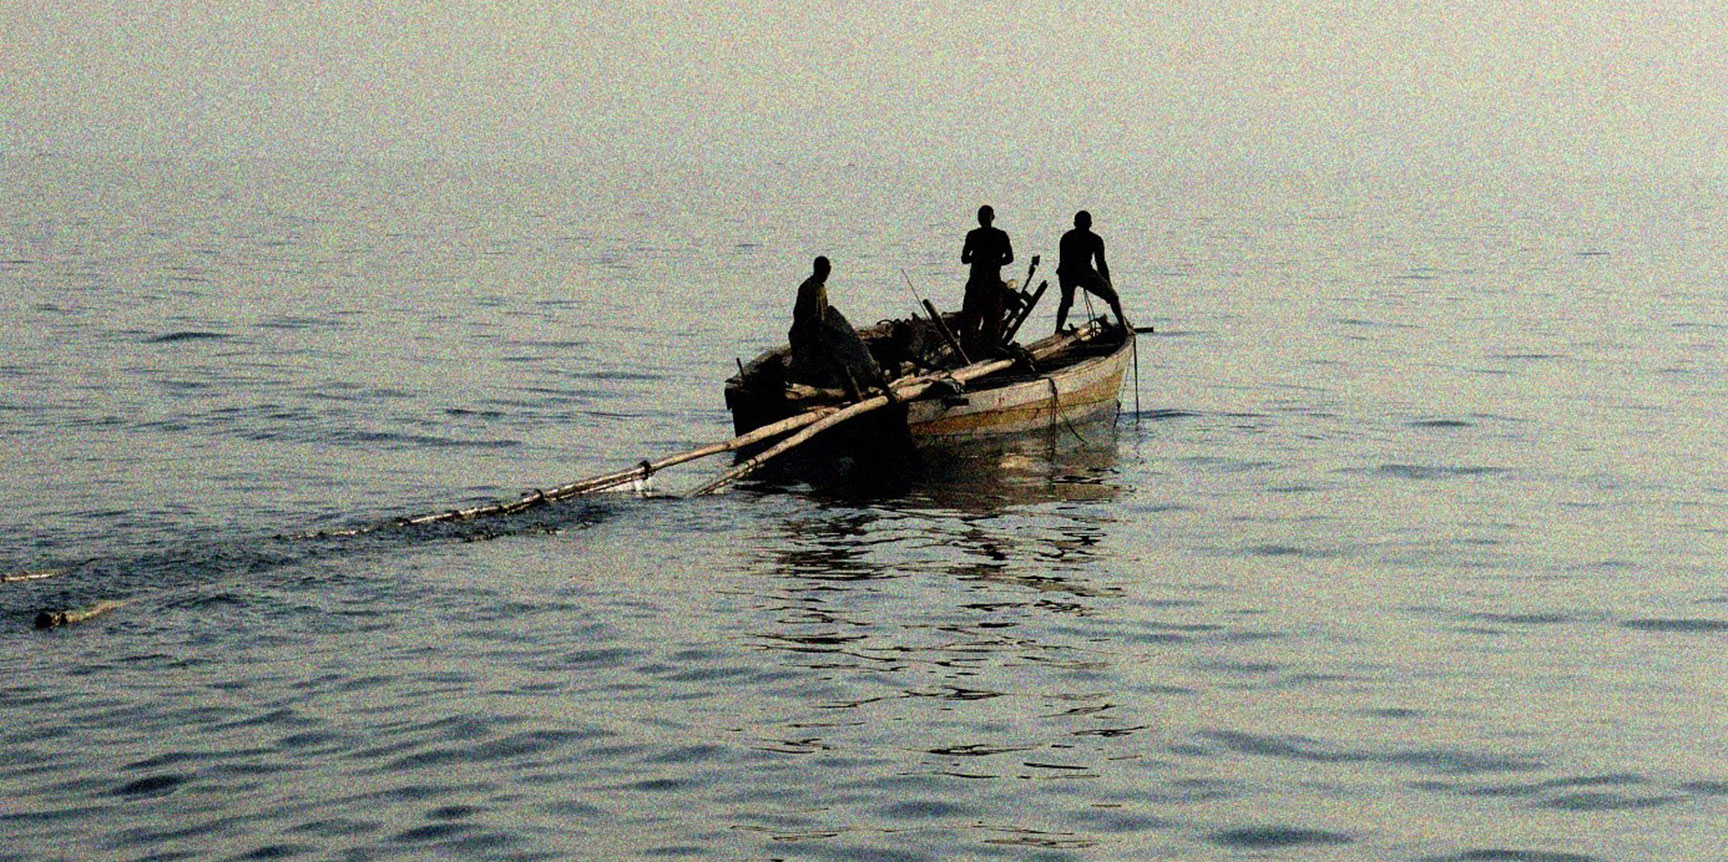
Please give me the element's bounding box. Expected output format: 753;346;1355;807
906;331;1132;441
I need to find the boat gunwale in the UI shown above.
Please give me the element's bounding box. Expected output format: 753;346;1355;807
904;329;1133;438
727;318;1125;399
724;316;1133;441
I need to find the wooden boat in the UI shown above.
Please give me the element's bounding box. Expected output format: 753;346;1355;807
270;290;1138;528
723;310;1135;485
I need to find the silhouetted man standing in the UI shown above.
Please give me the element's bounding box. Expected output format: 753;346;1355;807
960;205;1014;357
1054;210;1127;332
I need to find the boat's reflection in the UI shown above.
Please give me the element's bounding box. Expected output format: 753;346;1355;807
900;418;1123;514
737;423;1139;785
751;419;1127;627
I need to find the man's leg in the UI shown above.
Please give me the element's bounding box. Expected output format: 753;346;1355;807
981;282;1007;352
1054;277;1077;333
1089;278;1129;329
960;279;986;357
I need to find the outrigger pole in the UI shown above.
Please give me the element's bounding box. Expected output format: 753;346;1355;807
687;353;1020;496
358;407;843;532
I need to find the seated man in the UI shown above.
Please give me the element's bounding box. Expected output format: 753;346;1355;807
787;256;888;398
1054;210;1128;332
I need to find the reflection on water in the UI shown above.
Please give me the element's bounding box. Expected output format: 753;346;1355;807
725;431;1157;855
907;419;1124;513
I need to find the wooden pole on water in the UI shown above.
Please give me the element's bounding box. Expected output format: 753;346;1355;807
2;568;67;584
378;406;844;529
687;351;1028;496
301;333;1068;531
35;600;129;629
687;395;898;497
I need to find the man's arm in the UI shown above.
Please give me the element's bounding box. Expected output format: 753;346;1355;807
1094;237;1109;282
1000;232;1014;269
961;230;975;264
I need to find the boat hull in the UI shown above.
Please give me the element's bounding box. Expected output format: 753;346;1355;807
722;318;1134;488
905;335;1131;441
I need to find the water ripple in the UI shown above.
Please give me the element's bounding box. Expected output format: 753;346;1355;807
1201;729;1544;774
1422;851;1607;862
1210;825;1353;849
1622;617;1728;633
5;159;1723;862
146;330;231;343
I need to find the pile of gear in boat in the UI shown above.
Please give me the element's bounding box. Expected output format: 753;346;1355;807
786;207;1129;397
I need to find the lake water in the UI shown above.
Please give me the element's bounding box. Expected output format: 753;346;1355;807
1;157;1724;861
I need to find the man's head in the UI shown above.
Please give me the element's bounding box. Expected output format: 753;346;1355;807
977;205;994;226
1074;210;1092;229
812;256;830;279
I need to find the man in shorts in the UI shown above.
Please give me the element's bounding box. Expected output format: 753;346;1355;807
1054;210;1128;333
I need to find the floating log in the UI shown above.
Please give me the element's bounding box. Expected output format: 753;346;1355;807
35;600;128;630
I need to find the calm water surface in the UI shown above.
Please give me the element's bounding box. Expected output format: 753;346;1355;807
1;158;1724;860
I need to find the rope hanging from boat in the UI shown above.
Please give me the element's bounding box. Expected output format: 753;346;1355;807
1044;376;1091;445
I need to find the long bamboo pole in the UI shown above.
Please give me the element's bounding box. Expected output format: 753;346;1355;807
35;599;129;629
687;352;1027;496
2;568;67;584
383;405;844;528
686;395;898;497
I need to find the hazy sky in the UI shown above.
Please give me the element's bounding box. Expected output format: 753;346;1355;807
4;1;1723;174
